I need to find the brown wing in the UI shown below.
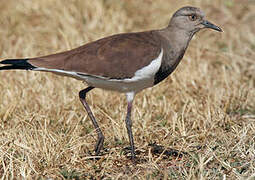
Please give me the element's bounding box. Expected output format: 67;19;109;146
28;31;161;79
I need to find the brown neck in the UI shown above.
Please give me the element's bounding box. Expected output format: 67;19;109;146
153;27;194;85
158;26;193;53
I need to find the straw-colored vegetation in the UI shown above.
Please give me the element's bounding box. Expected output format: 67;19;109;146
0;0;254;179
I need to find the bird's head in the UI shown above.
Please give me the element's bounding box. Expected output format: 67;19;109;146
169;6;222;35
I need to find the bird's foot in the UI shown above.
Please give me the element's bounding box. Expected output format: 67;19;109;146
122;146;142;163
94;134;105;155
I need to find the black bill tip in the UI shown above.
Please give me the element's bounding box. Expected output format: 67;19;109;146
202;20;223;32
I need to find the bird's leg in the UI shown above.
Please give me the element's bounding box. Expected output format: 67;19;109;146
125;92;136;160
79;87;104;155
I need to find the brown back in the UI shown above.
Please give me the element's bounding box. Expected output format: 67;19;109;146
29;31;162;79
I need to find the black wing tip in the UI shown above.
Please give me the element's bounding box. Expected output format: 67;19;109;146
0;59;36;70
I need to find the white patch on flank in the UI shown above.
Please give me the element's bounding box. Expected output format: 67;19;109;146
34;48;163;93
125;48;163;82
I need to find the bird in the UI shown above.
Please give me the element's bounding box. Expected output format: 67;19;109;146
0;6;222;160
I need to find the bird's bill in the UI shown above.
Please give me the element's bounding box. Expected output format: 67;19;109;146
202;20;223;32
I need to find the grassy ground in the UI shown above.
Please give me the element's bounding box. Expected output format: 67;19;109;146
0;0;254;179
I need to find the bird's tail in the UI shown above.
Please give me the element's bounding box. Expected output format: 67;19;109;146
0;59;36;71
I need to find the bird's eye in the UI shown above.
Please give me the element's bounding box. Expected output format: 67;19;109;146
189;14;197;21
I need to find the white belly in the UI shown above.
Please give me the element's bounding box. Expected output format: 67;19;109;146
84;75;154;93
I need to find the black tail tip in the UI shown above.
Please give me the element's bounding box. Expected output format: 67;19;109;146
0;59;35;70
0;59;29;64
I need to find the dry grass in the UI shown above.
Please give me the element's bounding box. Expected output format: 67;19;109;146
0;0;254;179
